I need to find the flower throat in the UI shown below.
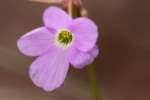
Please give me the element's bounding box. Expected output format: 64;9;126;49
57;30;73;47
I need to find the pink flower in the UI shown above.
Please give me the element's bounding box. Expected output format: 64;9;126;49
17;6;99;91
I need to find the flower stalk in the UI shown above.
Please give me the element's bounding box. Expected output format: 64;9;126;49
66;1;100;100
63;0;81;18
87;64;100;100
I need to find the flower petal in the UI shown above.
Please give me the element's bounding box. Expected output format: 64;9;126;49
69;46;99;69
29;48;69;91
89;46;99;58
17;27;55;56
43;6;72;30
68;17;98;52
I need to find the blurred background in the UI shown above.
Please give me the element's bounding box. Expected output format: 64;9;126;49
0;0;150;100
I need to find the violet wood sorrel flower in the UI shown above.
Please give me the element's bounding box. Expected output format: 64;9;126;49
17;6;99;91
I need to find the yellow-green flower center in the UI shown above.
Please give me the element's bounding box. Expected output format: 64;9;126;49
56;30;73;48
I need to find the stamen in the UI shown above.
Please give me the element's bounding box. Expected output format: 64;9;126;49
55;30;73;48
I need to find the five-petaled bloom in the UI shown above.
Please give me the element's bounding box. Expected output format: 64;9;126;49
17;6;99;91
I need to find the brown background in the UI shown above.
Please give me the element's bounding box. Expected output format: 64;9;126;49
0;0;150;100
